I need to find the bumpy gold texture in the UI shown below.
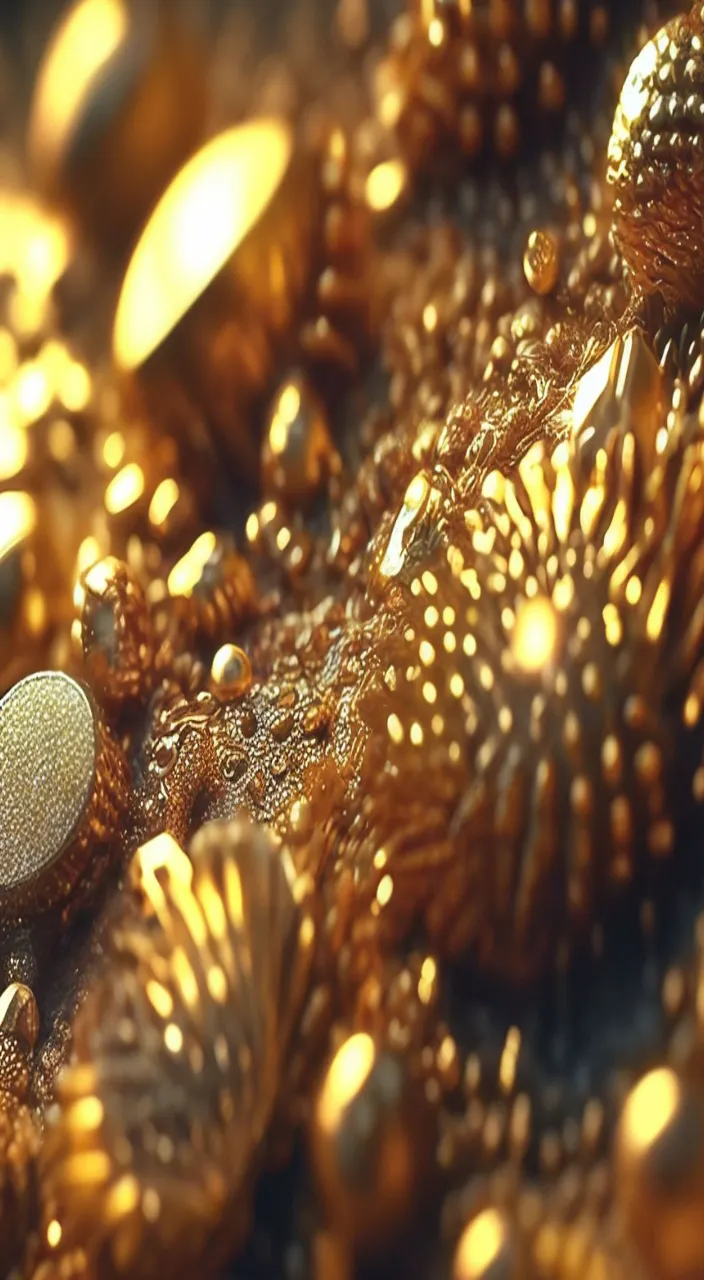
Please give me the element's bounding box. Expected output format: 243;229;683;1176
72;557;156;713
6;1;704;1278
608;3;704;310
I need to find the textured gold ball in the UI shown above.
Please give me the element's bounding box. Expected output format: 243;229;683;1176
608;4;704;309
523;228;560;296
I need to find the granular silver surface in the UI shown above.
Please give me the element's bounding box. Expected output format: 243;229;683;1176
0;672;96;890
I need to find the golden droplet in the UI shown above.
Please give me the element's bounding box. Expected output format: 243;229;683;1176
523;228;559;296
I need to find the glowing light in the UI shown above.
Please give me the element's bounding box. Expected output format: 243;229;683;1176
70;1096;104;1130
418;957;437;1005
102;430;126;470
146;980;174;1021
455;1209;508;1280
387;713;404;745
114;121;292;371
377;874;394;906
164;1022;184;1055
511;597;558;673
0;492;37;560
76;536;103;576
13;362;52;425
168;531;217;598
269;383;301;455
29;0;129;174
47;1220;62;1249
0;423;28;481
105;462;145;515
149;477;180;530
621;1067;680;1154
61;361;91;412
317;1033;376;1135
134;833;193;928
365;159;407;213
499;1026;521;1093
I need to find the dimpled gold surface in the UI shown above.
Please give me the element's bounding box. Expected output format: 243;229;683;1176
0;672;96;890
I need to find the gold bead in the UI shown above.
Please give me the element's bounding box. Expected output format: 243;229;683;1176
523;228;559;296
210;643;253;700
0;671;131;917
72;557;156;712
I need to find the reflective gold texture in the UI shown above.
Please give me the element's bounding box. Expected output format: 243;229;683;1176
28;0;207;249
113;121;316;473
608;4;704;310
261;374;339;507
353;412;704;981
311;1033;432;1254
615;1067;704;1279
41;819;313;1279
166;533;257;645
72;557;156;713
570;328;664;473
0;672;130;917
